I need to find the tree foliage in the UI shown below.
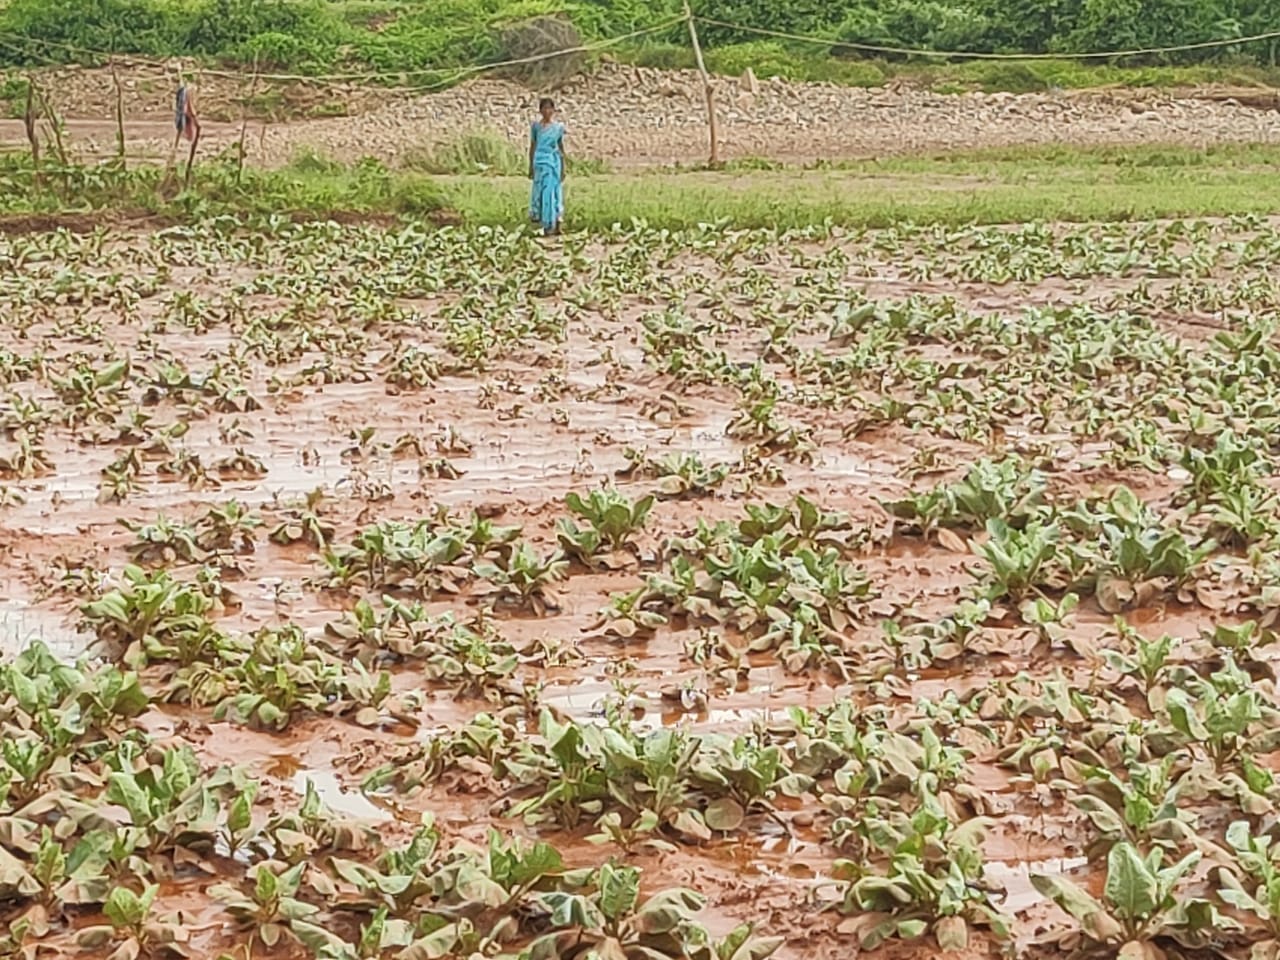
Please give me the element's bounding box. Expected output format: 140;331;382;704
0;0;1272;75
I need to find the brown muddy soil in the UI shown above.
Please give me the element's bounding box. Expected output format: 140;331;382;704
2;219;1280;959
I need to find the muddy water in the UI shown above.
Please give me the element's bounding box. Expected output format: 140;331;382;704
3;222;1275;959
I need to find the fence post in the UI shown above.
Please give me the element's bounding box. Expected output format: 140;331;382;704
110;58;126;168
681;0;719;166
23;77;40;182
36;80;68;169
184;71;203;188
237;55;261;184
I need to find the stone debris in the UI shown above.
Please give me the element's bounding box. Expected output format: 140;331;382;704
19;60;1280;168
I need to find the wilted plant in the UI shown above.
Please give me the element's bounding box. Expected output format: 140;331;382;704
76;883;190;959
617;448;730;498
210;860;318;951
1033;842;1229;953
1217;821;1280;955
474;543;568;614
835;796;1009;950
529;863;727;960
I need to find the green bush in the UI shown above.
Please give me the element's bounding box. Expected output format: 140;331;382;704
705;41;801;77
495;15;586;89
0;0;1273;78
1;0;186;61
625;42;696;70
403;130;527;175
707;42;887;85
955;61;1052;92
695;0;844;46
832;0;993;57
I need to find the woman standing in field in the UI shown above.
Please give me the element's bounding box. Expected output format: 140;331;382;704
528;98;566;236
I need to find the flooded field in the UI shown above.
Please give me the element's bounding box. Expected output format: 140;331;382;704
4;217;1280;958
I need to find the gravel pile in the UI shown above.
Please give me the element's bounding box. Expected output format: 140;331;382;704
27;60;1280;168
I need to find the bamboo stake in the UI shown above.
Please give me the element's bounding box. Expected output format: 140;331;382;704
183;72;202;188
110;58;127;167
184;122;202;188
681;0;719;167
237;55;260;184
22;78;40;182
35;80;68;168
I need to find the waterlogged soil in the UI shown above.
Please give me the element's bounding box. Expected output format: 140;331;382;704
4;218;1280;959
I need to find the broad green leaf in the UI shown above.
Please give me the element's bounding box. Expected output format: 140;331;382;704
598;864;640;923
672;809;711;842
1105;843;1159;922
934;915;968;950
290;920;348;955
896;918;927;939
721;927;784;960
633;887;705;935
105;773;152;826
1031;873;1120;942
704;798;745;832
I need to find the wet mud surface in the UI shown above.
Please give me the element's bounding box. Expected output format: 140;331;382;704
3;218;1280;958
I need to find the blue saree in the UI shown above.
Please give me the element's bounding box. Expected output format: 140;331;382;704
529;121;565;234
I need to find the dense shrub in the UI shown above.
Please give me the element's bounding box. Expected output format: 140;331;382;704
0;0;1273;75
834;1;994;56
1;0;186;61
694;0;843;46
495;15;585;88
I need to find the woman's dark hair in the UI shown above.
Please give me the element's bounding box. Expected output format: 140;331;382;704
539;97;555;111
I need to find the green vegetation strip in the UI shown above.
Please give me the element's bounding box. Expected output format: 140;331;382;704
2;144;1278;231
2;0;1278;90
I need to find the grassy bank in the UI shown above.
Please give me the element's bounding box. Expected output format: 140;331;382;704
441;143;1280;229
0;143;1278;231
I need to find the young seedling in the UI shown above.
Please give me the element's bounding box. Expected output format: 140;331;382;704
560;489;655;558
209;860;319;951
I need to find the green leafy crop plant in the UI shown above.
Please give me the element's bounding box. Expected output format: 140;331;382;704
835;793;1010;951
1033;842;1232;956
12;212;1280;960
558;488;656;563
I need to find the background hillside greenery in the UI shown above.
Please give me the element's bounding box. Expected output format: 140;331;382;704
0;0;1275;88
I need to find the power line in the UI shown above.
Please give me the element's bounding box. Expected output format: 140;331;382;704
0;12;1272;108
693;16;1280;62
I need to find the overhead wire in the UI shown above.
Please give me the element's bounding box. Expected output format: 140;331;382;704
691;16;1280;62
0;12;1270;104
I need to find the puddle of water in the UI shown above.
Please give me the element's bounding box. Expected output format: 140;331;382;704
986;856;1089;914
540;678;613;722
288;766;392;824
0;599;91;659
813;451;886;485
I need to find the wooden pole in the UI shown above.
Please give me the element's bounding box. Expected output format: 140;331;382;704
236;55;260;184
682;0;719;167
34;79;67;168
110;58;126;168
183;73;202;188
22;78;40;181
184;123;202;188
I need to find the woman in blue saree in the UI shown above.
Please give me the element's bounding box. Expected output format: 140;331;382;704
528;98;566;236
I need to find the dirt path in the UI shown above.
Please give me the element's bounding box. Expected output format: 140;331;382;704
5;61;1280;169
